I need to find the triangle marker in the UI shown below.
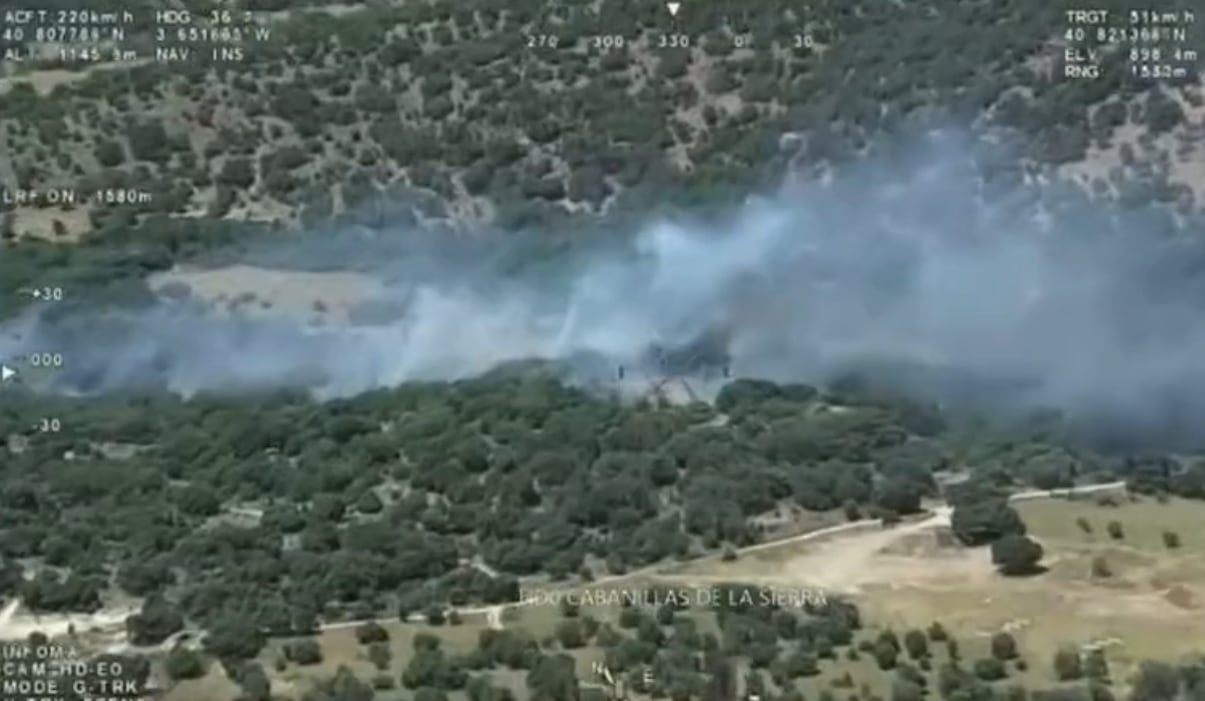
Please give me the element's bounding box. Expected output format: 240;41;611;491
1;365;14;382
666;2;680;16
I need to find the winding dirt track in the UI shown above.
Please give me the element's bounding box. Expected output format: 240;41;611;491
0;481;1126;642
323;480;1127;632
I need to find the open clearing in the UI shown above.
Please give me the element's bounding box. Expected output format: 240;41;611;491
0;599;137;649
148;265;385;322
661;491;1205;686
171;590;898;701
164;609;610;701
20;484;1196;700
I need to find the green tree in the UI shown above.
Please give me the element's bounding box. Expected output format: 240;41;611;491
368;642;392;671
218;157;256;188
1128;660;1180;701
702;656;737;701
1145;89;1184;134
927;622;948;642
567;165;609;207
1053;647;1083;681
285;639;324;666
990;632;1018;660
174;483;220;516
1084;649;1109;683
555;619;586;649
785;648;820;678
203;616;266;661
236;662;272;701
164;646;206;680
526;653;579;701
874;477;925;514
302;667;375;701
95;140;125;167
355;621;389;644
355;490;383;514
125;595;184;646
903;629;929;660
991;535;1044;575
973;657;1007;681
950;498;1026;546
874;640;899;670
126;122;170;162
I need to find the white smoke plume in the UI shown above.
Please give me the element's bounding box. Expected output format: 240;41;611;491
4;129;1205;446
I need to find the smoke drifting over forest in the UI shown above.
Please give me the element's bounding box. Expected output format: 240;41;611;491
5;131;1205;447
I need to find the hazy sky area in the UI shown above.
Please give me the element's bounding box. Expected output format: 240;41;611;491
5;129;1205;447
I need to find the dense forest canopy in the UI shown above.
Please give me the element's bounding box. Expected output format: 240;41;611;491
7;129;1205;452
0;370;1192;620
2;0;1205;698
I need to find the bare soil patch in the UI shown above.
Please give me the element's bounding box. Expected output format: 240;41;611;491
0;600;138;644
149;265;386;322
675;496;1205;684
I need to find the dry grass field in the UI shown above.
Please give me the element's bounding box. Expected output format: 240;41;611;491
158;491;1205;700
668;493;1205;689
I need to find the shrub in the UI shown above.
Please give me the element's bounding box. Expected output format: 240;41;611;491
990;632;1018;660
904;629;929;659
95;140;125;167
1053;647;1083;681
354;621;389;644
164;647;206;680
283;639;322;666
991;535;1045;575
973;657;1007;681
217;157;255;188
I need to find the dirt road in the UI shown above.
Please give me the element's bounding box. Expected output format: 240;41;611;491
0;599;19;632
0;602;136;642
0;481;1127;642
241;480;1133;633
